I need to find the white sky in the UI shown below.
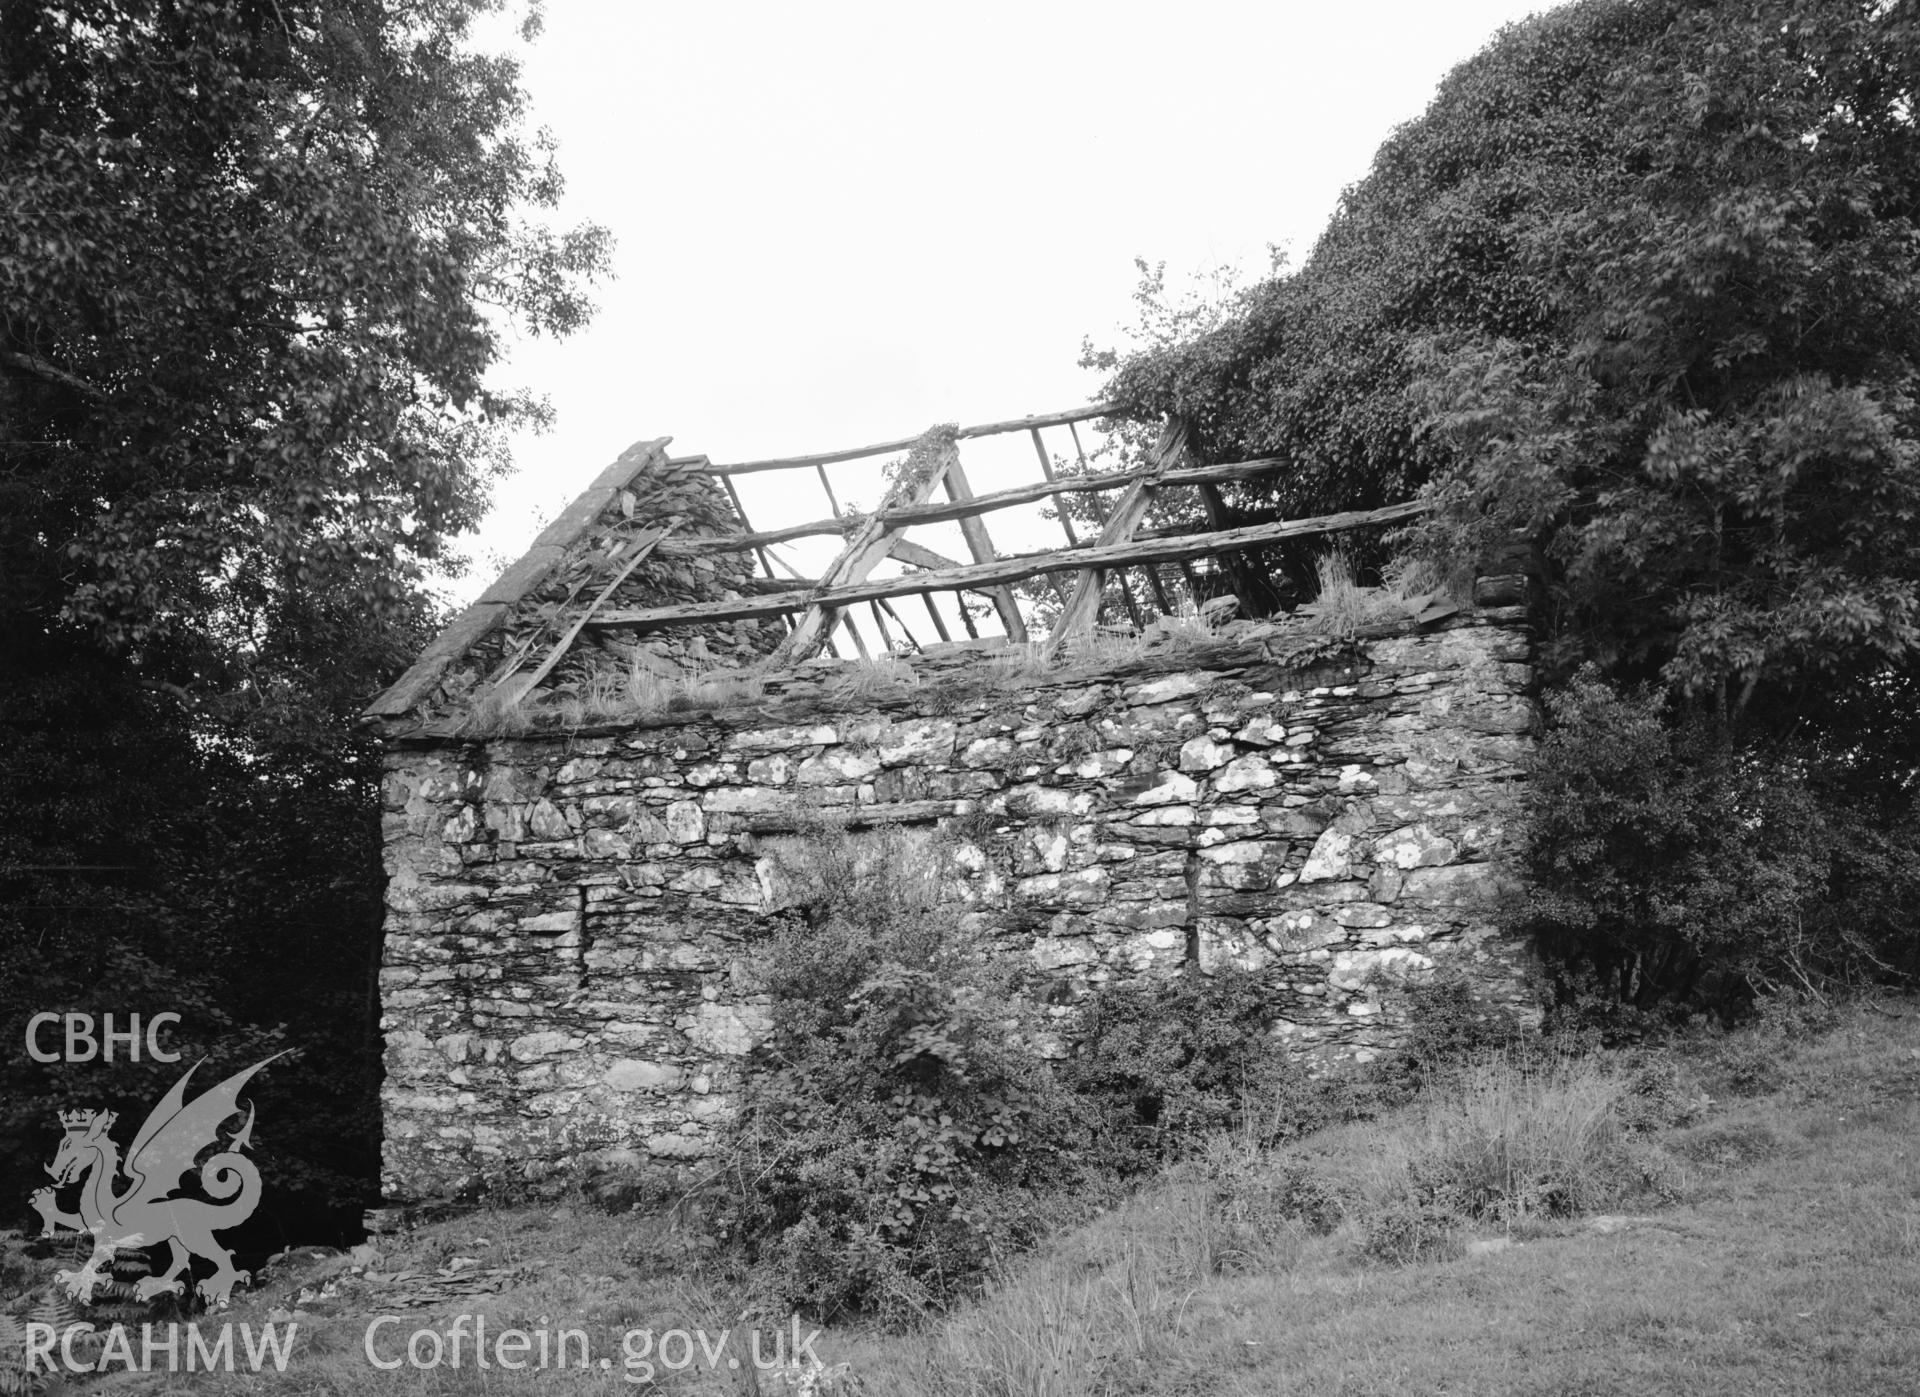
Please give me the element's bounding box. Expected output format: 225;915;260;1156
465;0;1551;610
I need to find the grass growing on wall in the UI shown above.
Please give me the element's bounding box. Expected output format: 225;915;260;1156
1299;548;1457;638
452;591;1283;736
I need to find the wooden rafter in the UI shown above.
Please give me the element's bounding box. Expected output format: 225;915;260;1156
1197;481;1268;620
365;437;672;719
1030;427;1080;547
868;599;900;650
919;592;953;643
1142;563;1177;615
1046;419;1191;653
814;463;842;515
940;452;1027;643
761;434;963;667
837;611;872;659
875;595;922;651
488;525;673;707
707;465;799;639
583;499;1430;632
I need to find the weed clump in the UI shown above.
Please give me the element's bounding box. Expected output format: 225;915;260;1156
1408;1053;1629;1220
824;654;918;706
1300;548;1453;637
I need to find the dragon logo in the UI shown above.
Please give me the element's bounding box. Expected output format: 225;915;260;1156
30;1054;284;1307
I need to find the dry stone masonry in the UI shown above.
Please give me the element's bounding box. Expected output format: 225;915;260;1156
376;597;1539;1200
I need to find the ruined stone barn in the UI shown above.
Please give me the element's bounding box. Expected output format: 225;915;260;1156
364;408;1540;1201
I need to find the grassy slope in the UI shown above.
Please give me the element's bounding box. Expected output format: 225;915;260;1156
843;1003;1920;1396
6;1002;1917;1395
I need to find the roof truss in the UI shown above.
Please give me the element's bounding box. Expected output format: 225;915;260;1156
366;404;1433;723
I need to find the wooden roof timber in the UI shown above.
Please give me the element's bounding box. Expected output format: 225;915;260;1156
583;500;1430;633
1046;419;1190;654
707;402;1121;476
365;437;673;719
734;528;1220;594
364;400;1419;725
659;454;1299;556
761;436;965;666
938;446;1028;643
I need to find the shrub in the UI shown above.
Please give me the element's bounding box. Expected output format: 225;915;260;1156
1612;1051;1708;1133
1669;1120;1783;1170
1360;1194;1463;1266
1677;990;1838;1098
1197;1137;1343;1254
1239;1057;1400;1148
1298;1050;1635;1265
714;819;1094;1324
1516;670;1920;1011
1391;964;1531;1086
1063;967;1296;1174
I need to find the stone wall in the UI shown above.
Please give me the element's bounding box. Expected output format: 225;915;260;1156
376;604;1538;1200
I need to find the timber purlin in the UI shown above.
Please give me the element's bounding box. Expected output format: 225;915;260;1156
583;500;1431;632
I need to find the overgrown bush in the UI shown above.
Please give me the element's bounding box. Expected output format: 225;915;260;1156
1516;671;1920;1012
714;819;1095;1324
1358;1194;1464;1267
1063;967;1296;1174
1196;1138;1343;1258
1391;964;1531;1085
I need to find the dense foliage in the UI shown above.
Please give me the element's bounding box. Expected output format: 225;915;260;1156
717;824;1096;1323
716;818;1369;1322
1092;0;1920;1006
1062;965;1295;1173
1105;0;1920;705
0;0;607;1239
1517;673;1920;1007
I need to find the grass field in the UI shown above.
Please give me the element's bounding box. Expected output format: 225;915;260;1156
5;998;1917;1395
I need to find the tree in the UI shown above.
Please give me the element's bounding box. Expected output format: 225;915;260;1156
2;0;608;665
1092;0;1920;1005
1100;0;1920;731
0;0;609;1236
